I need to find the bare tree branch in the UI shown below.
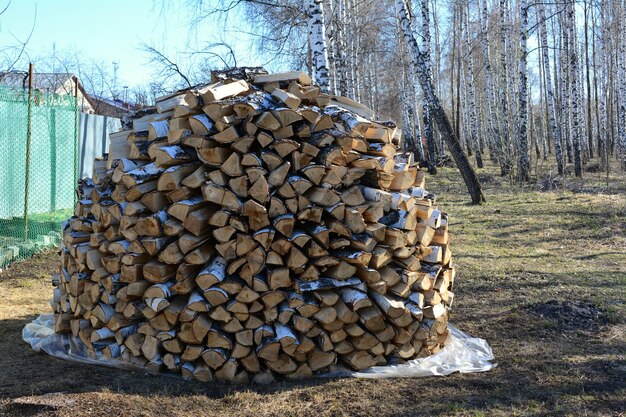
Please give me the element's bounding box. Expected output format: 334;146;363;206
3;3;36;73
0;0;11;16
141;42;193;88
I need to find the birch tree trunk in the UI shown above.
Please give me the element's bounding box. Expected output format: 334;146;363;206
398;20;425;161
454;2;463;142
419;0;437;174
618;1;626;169
537;0;563;175
517;0;530;182
400;71;416;152
551;13;563;154
307;0;331;93
537;52;549;159
599;44;609;170
401;64;425;161
432;0;442;97
537;1;564;175
396;0;486;204
464;5;483;168
584;1;594;159
579;41;590;161
480;0;504;166
566;0;583;176
348;0;360;101
326;0;337;95
537;30;549;158
498;0;512;175
608;33;616;159
335;0;349;96
559;12;573;165
450;2;457;141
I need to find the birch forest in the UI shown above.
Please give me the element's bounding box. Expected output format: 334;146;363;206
200;0;626;191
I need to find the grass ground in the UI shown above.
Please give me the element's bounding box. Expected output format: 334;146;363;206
0;162;624;416
0;208;70;266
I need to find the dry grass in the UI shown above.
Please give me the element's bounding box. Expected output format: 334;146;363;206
1;161;625;417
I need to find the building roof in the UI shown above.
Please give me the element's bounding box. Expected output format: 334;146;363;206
91;94;132;111
0;71;98;112
90;94;136;119
1;71;71;92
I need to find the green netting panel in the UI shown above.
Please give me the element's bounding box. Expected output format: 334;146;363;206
0;86;77;266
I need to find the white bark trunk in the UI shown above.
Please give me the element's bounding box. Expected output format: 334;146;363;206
537;1;564;175
498;0;512;175
326;0;338;95
399;34;425;160
566;0;583;176
480;0;504;167
618;2;626;167
306;0;331;93
464;6;483;168
517;0;530;182
347;0;360;100
395;0;486;204
336;0;349;96
559;12;573;165
419;0;437;174
598;11;609;168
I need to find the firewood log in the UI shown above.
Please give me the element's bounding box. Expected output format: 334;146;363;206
52;69;457;382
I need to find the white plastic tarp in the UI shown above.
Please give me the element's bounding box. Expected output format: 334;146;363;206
23;314;495;379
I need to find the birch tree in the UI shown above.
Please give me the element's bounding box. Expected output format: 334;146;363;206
581;0;593;158
396;0;486;204
566;0;583;176
498;0;512;175
347;0;360;100
464;5;483;168
397;19;426;161
558;11;573;165
335;0;349;96
480;0;506;171
419;0;438;174
306;0;331;92
537;0;564;174
177;0;626;180
516;0;530;182
618;1;626;168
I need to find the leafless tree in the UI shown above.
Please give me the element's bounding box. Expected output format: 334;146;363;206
0;1;37;73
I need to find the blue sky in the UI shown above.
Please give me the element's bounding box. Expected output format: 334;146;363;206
0;0;258;89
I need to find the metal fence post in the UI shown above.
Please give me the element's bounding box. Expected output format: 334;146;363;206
73;76;79;206
23;63;34;241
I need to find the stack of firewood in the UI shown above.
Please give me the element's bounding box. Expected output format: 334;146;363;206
51;68;455;383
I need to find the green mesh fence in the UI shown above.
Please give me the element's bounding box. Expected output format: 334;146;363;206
0;86;77;266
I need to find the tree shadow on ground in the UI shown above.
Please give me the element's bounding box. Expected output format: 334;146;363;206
2;308;625;417
0;316;332;402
